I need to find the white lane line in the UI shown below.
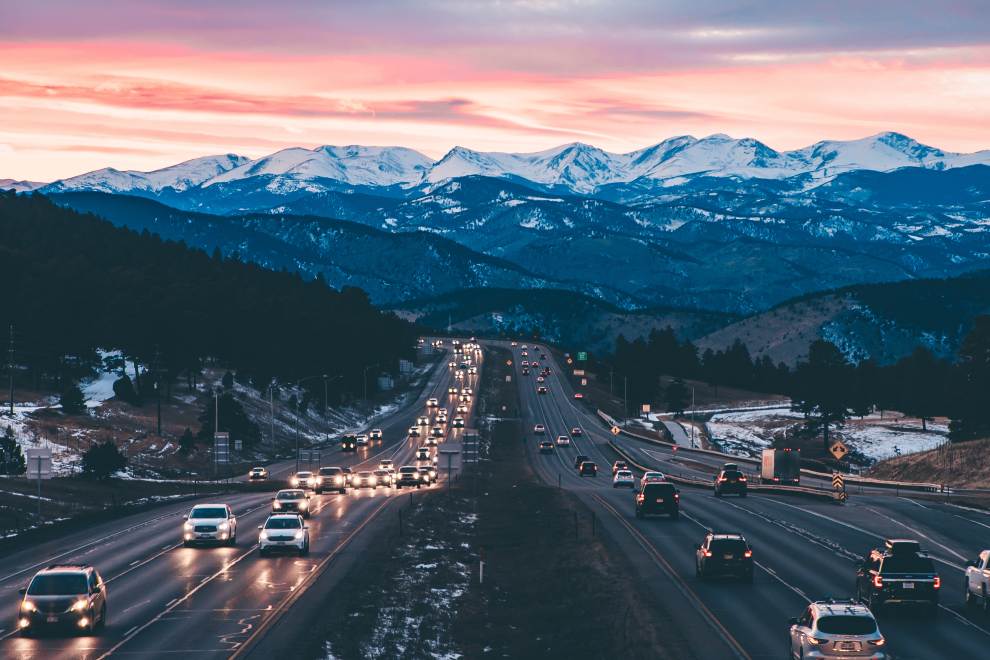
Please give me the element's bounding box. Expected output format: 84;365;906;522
861;504;968;565
125;626;138;637
903;498;990;532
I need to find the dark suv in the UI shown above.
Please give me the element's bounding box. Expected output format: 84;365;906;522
635;482;680;520
18;565;108;635
855;539;940;613
316;466;347;494
579;461;598;477
574;454;590;469
714;469;748;497
696;533;753;581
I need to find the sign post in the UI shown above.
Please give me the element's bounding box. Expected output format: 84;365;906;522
214;432;229;480
26;447;52;522
829;440;849;461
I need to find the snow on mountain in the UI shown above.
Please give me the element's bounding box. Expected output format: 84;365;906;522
45;154;250;194
0;178;46;192
205;145;431;188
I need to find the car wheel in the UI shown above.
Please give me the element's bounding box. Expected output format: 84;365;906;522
965;583;974;607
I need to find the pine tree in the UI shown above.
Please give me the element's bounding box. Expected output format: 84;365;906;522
221;370;234;390
112;375;141;406
791;340;852;451
81;440;127;480
60;380;87;415
178;427;196;454
665;377;691;415
0;426;27;475
950;316;990;441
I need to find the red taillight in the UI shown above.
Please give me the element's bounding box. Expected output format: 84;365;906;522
703;550;712;557
744;550;753;558
933;576;941;589
738;477;747;482
636;494;644;503
717;477;727;483
674;493;680;501
873;574;883;589
773;477;779;482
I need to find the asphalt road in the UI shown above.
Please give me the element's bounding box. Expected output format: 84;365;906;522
0;344;480;659
506;341;990;660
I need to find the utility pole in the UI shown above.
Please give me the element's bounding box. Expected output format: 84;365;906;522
623;376;628;418
323;374;329;446
7;324;13;417
269;381;276;448
690;386;696;448
609;368;614;396
154;345;162;436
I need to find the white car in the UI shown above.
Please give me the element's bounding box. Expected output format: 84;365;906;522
356;434;369;446
379;459;394;472
448;386;458;395
291;471;316;489
272;489;311;518
408;426;420;437
469;366;477;374
416;447;431;461
370;428;383;440
182;503;237;546
456;404;469;414
417;416;430;426
533;424;546;435
571;427;583;436
427;398;439;407
556;435;571;447
613;470;635;488
640;471;666;488
374;469;393;486
258;514;309;556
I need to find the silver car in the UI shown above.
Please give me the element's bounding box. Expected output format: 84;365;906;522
788;600;887;659
182;504;237;546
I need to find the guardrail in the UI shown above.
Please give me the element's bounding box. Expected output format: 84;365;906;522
605;440;836;502
596;409;943;494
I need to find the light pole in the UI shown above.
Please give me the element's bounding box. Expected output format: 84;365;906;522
291;373;340;470
362;363;380;401
690;386;696;448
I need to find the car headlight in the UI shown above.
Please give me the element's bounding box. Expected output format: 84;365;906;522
290;478;299;487
21;600;35;612
335;476;343;484
259;530;269;540
70;598;89;612
273;501;282;509
298;500;308;509
218;522;230;531
183;521;193;530
294;530;304;540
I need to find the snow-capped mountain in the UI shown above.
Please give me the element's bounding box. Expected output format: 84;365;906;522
28;131;990;201
45;154;250;194
0;178;46;193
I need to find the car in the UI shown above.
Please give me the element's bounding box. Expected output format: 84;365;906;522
965;550;990;611
459;393;472;402
574;454;590;469
635;482;680;519
290;471;316;489
396;466;422;489
448;361;456;368
856;539;940;613
537;386;548;394
555;434;571;447
370;428;383;440
571;427;583;436
379;459;394;472
408;426;421;438
356;434;369;446
538;440;554;454
714;468;748;497
431;426;444;438
788;600;886;660
448;386;458;396
417;466;437;484
612;460;628;475
426;435;439;446
316;466;347;493
613;470;635;488
536;375;545;383
469;366;478;374
455;371;464;380
341;435;358;452
521;350;528;357
456;404;469;414
579;461;598;477
248;466;268;480
452;416;465;428
427;397;439;407
354;471;378;489
272;489;311;518
639;471;666;489
416;446;431;461
521;360;529;367
696;532;753;581
417;416;430;426
722;463;740;472
521;368;530;376
463;387;474;395
373;469;393;486
511;341;517;347
520;345;528;350
573;392;584;400
17;565;108;635
182;503;237;546
258;514;309;557
534;423;546;435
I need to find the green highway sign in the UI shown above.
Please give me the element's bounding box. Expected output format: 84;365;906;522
577;351;587;361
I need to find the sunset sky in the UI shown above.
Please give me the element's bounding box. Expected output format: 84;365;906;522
2;0;989;181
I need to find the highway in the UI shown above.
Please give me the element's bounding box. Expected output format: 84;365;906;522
508;341;990;660
0;343;480;659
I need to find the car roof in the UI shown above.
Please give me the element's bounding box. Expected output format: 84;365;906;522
267;513;303;520
277;489;305;496
39;564;91;574
811;600;874;617
708;533;746;541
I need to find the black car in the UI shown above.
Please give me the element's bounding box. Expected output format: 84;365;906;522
696;533;754;581
272;489;311;518
856;539;940;613
395;466;422;489
18;565;108;635
579;461;598;477
538;440;554;454
574;454;590;469
340;435;357;452
714;469;748;497
635;482;679;519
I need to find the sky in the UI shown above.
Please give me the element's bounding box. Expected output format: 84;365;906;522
2;0;989;181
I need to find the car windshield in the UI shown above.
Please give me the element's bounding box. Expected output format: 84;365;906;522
722;471;743;479
400;468;417;474
881;555;935;573
816;615;877;635
296;472;312;478
709;539;747;553
265;518;301;530
643;484;676;496
319;468;341;476
190;507;227;519
28;574;87;596
277;490;304;500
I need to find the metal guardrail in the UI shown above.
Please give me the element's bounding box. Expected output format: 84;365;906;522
596;409;944;495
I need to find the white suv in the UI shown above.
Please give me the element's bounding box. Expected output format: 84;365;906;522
258;514;309;556
788;600;886;659
182;504;237;546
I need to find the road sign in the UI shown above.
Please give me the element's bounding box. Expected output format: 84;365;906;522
234;439;243;452
829;440;849;461
577;352;588;361
505;375;512;383
641;404;651;414
214;432;230;464
832;472;845;491
611;426;621;436
25;448;52;479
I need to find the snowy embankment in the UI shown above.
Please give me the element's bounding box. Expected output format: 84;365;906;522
705;407;948;464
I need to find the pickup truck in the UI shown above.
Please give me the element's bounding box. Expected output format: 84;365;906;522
965;549;990;611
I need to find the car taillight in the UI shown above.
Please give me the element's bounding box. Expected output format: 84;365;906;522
738;477;747;482
744;550;752;558
674;493;680;501
717;477;726;483
933;576;941;589
703;550;712;557
636;494;644;503
873;574;883;589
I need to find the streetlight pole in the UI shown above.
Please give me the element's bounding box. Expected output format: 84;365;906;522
363;364;379;401
690;386;696;448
